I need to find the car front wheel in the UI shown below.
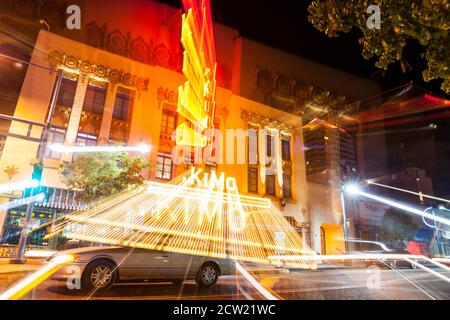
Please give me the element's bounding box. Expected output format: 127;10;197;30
196;263;219;288
82;259;117;293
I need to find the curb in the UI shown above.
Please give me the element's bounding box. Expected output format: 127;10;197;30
0;265;41;275
250;268;290;275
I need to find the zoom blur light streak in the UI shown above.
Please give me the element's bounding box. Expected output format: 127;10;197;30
267;254;450;283
344;187;450;226
367;181;450;204
235;262;279;300
0;254;74;300
58;169;316;268
0;193;45;211
48;143;151;154
0;179;39;193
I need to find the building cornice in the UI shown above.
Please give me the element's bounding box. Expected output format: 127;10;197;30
241;109;297;135
47;50;149;96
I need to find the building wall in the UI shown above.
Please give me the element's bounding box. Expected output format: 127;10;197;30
0;30;311;241
234;38;381;103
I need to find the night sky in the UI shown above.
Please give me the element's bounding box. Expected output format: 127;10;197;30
158;0;447;97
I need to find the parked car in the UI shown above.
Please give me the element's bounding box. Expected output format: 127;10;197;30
49;246;235;292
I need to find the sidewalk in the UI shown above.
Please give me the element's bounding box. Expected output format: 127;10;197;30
0;259;44;274
243;263;290;275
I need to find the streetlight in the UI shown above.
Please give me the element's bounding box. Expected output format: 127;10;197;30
344;183;450;226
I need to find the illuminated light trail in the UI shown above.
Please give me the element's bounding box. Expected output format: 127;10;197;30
235;262;280;300
268;254;450;284
0;193;45;211
24;250;57;259
433;258;450;265
344;186;450;226
0;254;74;300
54;169;316;268
48;143;151;154
146;181;271;209
367;181;450;204
0;179;39;193
403;257;450;284
340;238;393;252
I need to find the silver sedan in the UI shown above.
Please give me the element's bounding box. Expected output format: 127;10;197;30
50;246;235;292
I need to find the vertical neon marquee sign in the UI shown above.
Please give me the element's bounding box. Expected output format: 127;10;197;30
177;0;217;147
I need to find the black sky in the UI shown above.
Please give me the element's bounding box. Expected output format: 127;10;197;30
157;0;448;97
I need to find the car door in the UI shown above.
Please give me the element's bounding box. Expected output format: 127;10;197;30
165;253;205;278
120;248;172;280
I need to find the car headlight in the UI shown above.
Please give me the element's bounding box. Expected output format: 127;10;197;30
51;254;78;264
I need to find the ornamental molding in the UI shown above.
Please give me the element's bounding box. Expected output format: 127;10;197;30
255;67;355;118
157;87;178;108
241;109;296;134
84;21;182;72
47;50;149;96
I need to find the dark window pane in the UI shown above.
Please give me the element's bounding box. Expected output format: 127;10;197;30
283;174;292;199
282;139;291;161
266;134;272;157
113;90;134;121
83;84;106;114
248;167;258;193
57;78;77;108
160;110;177;135
45;128;66;160
156;153;173;180
266;174;276;195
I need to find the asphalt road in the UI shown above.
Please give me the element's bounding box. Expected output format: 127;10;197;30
4;267;449;300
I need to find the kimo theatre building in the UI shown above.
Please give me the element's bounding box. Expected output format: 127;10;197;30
0;0;380;254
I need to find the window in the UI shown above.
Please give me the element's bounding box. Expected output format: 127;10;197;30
205;163;217;175
248;167;258;193
266;134;273;157
160;110;177;135
266;174;276;196
113;88;134;121
248;126;258;165
45;128;66;160
72;132;97;161
282;139;291;161
57;78;77;108
156;153;173;180
283;174;292;199
83;83;107;114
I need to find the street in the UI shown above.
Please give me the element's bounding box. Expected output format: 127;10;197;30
3;267;449;300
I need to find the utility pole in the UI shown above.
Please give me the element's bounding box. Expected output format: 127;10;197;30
11;69;63;264
340;190;349;254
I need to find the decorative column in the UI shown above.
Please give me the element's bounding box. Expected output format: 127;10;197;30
274;129;283;199
258;128;267;196
61;76;89;161
98;85;118;141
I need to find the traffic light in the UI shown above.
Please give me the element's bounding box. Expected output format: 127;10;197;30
31;163;44;183
24;163;44;197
